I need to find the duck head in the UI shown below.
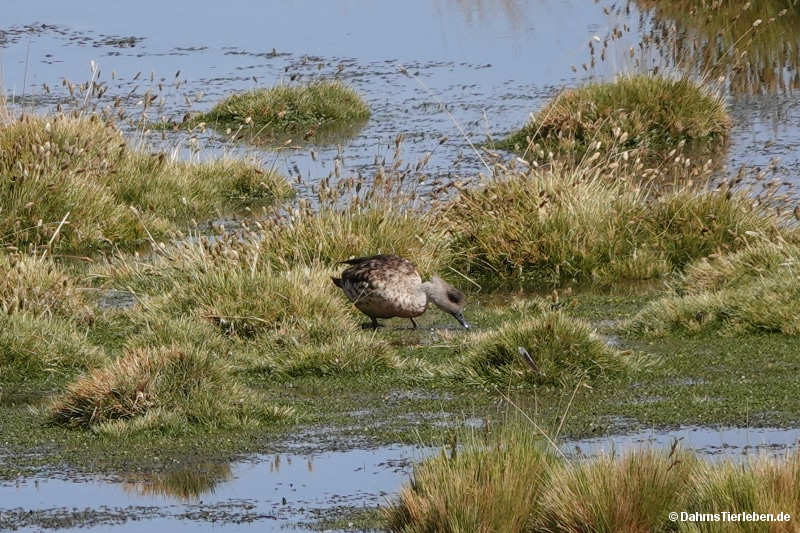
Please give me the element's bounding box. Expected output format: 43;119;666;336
423;276;470;329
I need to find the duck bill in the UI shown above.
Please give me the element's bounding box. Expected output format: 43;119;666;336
452;311;470;329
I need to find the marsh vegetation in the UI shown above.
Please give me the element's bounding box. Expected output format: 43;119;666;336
0;114;290;254
386;425;800;533
638;0;800;94
494;75;730;167
167;80;370;145
2;1;800;530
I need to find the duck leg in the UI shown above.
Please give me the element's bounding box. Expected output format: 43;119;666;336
362;316;382;330
409;317;418;329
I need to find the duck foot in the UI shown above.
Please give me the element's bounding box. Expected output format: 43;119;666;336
362;318;383;329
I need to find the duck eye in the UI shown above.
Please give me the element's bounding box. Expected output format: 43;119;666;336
446;289;464;305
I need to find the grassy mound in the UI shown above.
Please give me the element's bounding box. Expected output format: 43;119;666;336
261;202;451;276
385;427;558;533
50;344;292;434
461;312;633;388
387;425;800;533
169;263;355;340
628;240;800;336
495;74;729;165
96;239;405;380
687;451;800;531
0;114;291;253
447;169;787;289
539;448;696;531
188;81;370;142
0;253;86;318
0;313;105;385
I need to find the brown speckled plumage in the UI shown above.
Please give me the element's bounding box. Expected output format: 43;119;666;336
332;254;469;329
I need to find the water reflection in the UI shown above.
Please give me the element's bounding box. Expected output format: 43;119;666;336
637;0;800;94
123;462;232;501
441;0;526;31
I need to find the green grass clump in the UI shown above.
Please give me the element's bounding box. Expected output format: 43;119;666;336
49;344;292;434
138;252;358;342
0;313;105;385
0;114;291;253
675;239;800;295
190;81;370;142
385;426;558;533
262;202;451;276
448;169;787;290
96;239;404;379
495;74;729;164
0;253;86;318
461;311;634;388
628;240;800;336
255;334;400;379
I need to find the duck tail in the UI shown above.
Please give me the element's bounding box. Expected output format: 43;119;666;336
331;277;343;288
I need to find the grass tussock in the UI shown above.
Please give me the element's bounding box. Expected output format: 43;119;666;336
684;451;800;533
262;202;451;276
0;253;86;318
385;426;558;533
495;74;729;165
50;344;292;434
188;80;370;142
96;239;404;380
145;252;358;341
387;424;800;533
461;311;634;388
0;113;291;253
539;447;697;532
0;313;106;383
447;169;787;289
628;239;800;336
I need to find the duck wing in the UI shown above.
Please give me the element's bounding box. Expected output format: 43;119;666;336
338;254;419;278
337;255;425;318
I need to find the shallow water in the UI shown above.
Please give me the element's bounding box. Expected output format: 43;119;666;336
567;425;800;460
3;0;798;197
0;445;432;532
2;427;798;531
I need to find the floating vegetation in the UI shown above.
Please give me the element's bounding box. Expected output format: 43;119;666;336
495;75;729;166
181;80;370;144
